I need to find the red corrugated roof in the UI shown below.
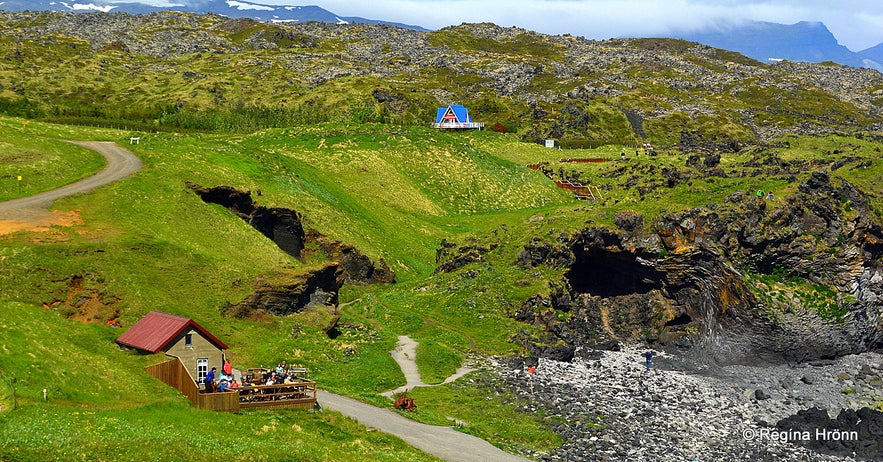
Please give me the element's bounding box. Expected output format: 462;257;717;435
116;311;228;353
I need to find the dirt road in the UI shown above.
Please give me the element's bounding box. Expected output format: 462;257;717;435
0;141;141;234
1;142;526;460
318;390;529;462
323;335;526;461
381;335;474;398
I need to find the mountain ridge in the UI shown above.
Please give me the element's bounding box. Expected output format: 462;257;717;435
1;1;881;70
0;10;879;148
666;20;883;71
0;0;430;31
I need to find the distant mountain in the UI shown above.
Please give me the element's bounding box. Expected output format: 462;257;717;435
858;42;883;69
0;0;430;31
668;20;882;71
2;2;880;71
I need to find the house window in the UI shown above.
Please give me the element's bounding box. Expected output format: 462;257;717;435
197;358;208;381
185;333;192;347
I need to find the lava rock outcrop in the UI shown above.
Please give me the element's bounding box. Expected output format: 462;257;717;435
515;172;882;365
189;183;394;317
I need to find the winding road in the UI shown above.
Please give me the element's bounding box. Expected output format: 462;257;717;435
0;141;142;233
321;335;527;462
1;141;528;461
318;390;528;462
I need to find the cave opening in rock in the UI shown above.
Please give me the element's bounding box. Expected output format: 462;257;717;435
566;246;664;297
665;313;693;327
325;326;341;339
248;207;306;259
190;184;306;259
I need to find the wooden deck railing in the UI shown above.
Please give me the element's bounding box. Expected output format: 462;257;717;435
146;358;316;412
232;381;317;410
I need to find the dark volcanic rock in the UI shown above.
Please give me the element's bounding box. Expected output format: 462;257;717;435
496;349;883;462
613;210;644;232
189;183;394;317
189;183;394;285
434;238;500;273
777;407;883;461
188;182;306;258
249;207;307;258
227;263;341;317
512;173;882;365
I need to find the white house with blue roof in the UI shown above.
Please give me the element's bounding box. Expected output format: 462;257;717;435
433;104;484;129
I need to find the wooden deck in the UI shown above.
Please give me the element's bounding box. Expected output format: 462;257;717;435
234;382;317;410
432;121;485;129
146;358;316;413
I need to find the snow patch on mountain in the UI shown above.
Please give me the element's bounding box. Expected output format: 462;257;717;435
226;1;273;12
61;2;117;13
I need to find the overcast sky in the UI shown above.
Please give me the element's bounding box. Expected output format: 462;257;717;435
135;1;883;51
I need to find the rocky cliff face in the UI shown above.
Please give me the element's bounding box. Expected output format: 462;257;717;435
188;183;394;317
510;172;882;365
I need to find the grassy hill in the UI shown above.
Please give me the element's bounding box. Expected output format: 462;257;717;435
2;108;880;459
1;10;882;462
0;116;576;460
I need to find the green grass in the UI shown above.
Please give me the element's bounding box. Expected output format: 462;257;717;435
0;115;881;460
0;403;440;462
0;302;439;462
0;117;569;459
0;118;106;201
0;14;881;459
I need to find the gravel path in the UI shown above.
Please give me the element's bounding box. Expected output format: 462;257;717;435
0;141;141;232
318;335;527;461
318;390;528;462
381;335;474;398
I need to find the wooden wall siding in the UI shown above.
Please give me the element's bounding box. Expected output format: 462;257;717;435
239;399;315;410
145;358;199;403
235;381;317;410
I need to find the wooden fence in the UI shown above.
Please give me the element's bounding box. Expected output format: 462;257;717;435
145;358;199;403
145;358;239;412
235;382;317;410
146;358;316;413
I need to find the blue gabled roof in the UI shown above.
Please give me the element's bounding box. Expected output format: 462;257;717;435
451;105;470;122
435;104;471;123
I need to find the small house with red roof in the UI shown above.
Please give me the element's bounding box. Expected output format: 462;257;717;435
433;104;484;129
116;311;228;386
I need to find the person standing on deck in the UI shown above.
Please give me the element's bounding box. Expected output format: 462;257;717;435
204;367;217;393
